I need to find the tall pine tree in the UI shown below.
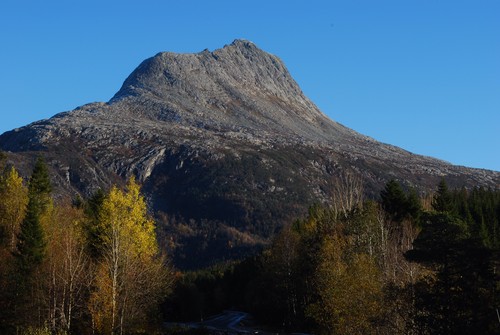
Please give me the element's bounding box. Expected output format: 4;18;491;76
380;179;408;222
15;157;52;273
9;157;53;331
380;179;421;222
432;179;453;213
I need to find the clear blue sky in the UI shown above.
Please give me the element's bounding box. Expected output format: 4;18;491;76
1;1;498;171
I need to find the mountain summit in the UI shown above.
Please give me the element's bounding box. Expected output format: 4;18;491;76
1;40;498;268
110;39;345;142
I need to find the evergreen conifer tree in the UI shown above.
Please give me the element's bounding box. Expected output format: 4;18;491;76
432;179;454;213
83;188;106;259
15;198;46;273
12;157;53;330
406;187;422;220
380;179;408;222
406;212;498;334
27;156;52;212
15;157;52;273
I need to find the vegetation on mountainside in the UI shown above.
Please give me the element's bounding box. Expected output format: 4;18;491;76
166;176;500;335
1;151;499;335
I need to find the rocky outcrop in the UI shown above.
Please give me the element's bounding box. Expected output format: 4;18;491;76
1;40;498;268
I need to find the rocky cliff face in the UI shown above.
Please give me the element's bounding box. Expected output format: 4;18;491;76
1;40;498;268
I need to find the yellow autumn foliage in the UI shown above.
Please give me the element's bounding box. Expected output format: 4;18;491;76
0;167;28;250
307;232;383;335
99;177;157;258
89;177;170;335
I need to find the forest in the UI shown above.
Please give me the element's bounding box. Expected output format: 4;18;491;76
0;153;172;335
165;177;500;334
0;151;499;335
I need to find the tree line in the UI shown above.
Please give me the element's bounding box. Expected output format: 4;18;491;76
166;174;500;335
0;153;172;335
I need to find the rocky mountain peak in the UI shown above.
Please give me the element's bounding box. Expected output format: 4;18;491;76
108;40;335;141
111;39;303;105
223;38;260;54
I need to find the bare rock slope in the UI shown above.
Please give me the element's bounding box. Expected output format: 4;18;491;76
1;40;498;268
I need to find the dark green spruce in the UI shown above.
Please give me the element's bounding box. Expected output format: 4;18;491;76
15;157;51;273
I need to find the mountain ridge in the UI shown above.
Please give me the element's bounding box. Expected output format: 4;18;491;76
1;40;498;268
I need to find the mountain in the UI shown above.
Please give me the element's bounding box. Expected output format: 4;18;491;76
1;40;498;268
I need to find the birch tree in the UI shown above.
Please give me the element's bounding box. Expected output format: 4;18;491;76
45;204;91;334
89;178;171;335
307;231;383;335
331;170;364;216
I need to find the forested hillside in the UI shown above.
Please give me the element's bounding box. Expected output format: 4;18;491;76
166;175;500;335
1;151;499;335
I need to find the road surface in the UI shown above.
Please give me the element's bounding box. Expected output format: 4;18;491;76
165;310;272;334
